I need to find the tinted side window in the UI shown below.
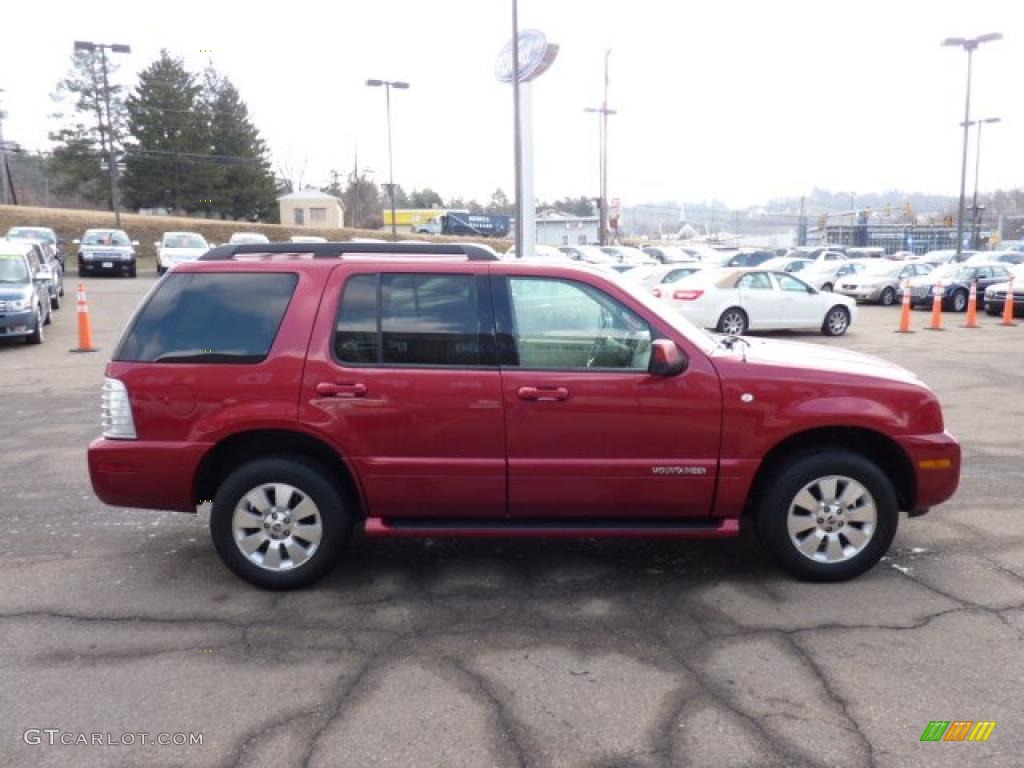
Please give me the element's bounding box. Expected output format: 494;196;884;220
115;273;297;363
382;274;482;365
333;273;491;367
334;274;378;363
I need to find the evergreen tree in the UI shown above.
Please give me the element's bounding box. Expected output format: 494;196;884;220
487;188;512;214
203;69;277;220
122;50;207;212
48;48;127;206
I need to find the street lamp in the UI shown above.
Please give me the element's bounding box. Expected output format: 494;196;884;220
75;40;131;227
962;116;1001;249
365;79;409;241
942;32;1001;256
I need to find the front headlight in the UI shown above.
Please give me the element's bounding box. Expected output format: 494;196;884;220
8;297;31;311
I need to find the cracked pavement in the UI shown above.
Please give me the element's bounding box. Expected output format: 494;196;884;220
1;276;1021;767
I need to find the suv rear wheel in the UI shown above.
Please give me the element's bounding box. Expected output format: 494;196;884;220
210;457;352;589
755;449;898;581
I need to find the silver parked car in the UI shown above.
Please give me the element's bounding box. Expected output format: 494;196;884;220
836;261;934;306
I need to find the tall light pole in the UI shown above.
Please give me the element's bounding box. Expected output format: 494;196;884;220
74;41;130;227
365;79;409;241
942;32;1001;256
963;116;1001;249
584;50;615;246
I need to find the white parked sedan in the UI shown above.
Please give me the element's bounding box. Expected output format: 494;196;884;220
660;268;857;336
620;263;706;293
154;231;210;275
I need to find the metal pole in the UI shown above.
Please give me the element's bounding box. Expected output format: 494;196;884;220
0;98;8;206
385;84;396;241
512;0;523;256
971;121;983;249
601;51;609;245
99;46;122;228
954;47;973;257
353;148;359;230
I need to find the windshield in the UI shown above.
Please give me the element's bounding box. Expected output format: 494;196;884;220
164;234;208;248
0;255;30;283
930;264;960;280
232;234;269;244
861;263;902;277
8;228;54;243
83;231;130;246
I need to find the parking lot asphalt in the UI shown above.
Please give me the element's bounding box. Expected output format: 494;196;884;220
1;274;1022;768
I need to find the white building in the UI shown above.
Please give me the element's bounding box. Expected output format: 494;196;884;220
278;188;346;229
535;213;600;246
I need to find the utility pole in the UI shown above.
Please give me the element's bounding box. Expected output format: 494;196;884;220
75;41;131;227
584;50;615;246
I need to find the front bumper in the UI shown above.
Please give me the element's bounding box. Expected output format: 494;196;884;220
895;431;961;515
836;285;883;302
0;308;36;337
88;437;211;512
80;253;135;271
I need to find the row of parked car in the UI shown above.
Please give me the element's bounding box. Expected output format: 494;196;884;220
0;229;67;345
510;241;1023;336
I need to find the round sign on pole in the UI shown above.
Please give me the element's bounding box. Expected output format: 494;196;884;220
495;29;559;83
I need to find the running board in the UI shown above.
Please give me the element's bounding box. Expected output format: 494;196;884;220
364;517;739;539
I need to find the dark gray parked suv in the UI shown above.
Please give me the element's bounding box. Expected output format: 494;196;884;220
0;239;51;344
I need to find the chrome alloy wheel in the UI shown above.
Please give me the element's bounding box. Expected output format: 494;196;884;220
232;483;323;571
826;307;849;335
786;475;877;563
720;310;746;336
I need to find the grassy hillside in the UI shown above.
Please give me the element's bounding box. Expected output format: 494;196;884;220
0;205;513;269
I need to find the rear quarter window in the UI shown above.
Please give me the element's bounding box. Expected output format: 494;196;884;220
114;272;298;363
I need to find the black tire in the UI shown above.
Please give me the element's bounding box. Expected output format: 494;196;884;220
821;282;834;292
755;449;898;582
821;305;851;336
210;456;352;590
157;264;167;276
128;264;137;278
951;289;968;313
879;286;896;306
51;292;61;311
78;265;89;277
26;305;44;345
716;307;748;335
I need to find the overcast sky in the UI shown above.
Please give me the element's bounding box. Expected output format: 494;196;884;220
2;0;1021;208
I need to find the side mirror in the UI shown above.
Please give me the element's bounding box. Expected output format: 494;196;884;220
649;339;688;377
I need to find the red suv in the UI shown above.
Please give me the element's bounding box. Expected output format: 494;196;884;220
88;243;960;589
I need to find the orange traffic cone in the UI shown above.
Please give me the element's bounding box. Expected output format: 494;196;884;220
895;280;913;333
926;281;944;331
71;283;98;353
1001;276;1018;327
963;280;979;328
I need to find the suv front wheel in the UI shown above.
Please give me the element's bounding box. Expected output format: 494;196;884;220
755;449;898;581
210;457;352;589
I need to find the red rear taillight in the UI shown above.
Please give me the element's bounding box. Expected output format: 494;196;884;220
652;288;662;297
673;289;704;301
